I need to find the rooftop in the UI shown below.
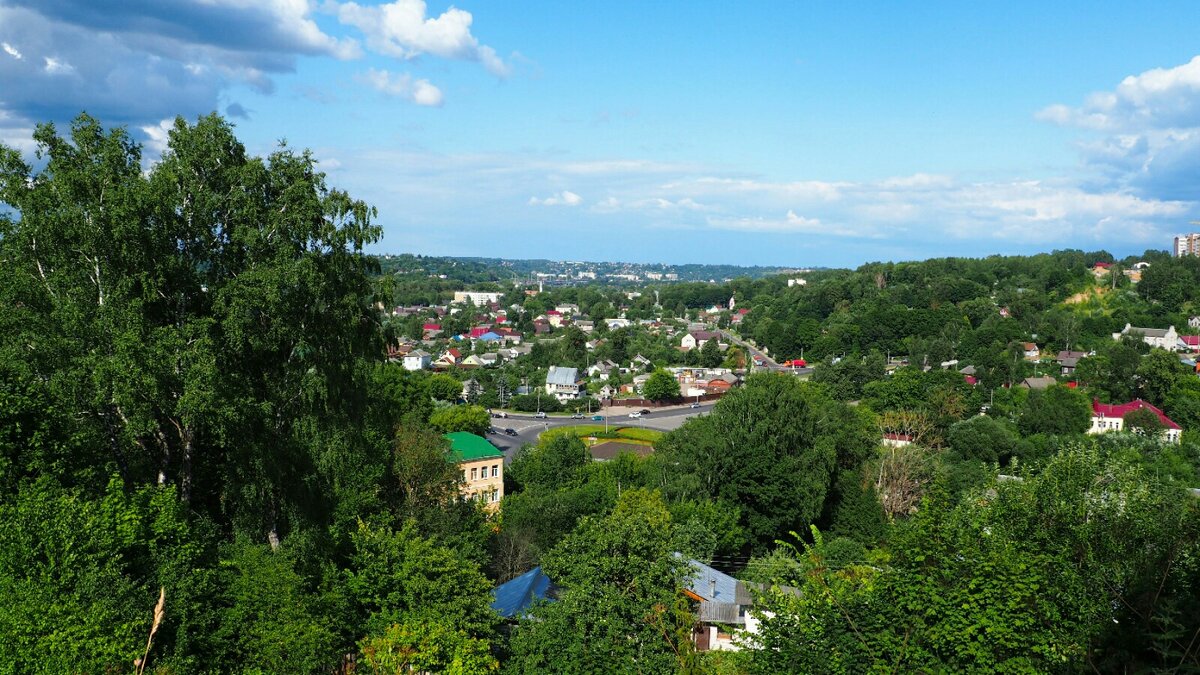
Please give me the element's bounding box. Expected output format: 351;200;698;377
443;432;503;462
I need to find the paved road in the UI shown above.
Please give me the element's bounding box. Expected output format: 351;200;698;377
484;402;715;463
718;329;780;369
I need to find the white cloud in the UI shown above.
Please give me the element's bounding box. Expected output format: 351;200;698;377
529;190;582;207
140;118;174;156
1040;55;1200;200
358;68;443;106
42;56;74;75
335;0;510;76
1;41;21;59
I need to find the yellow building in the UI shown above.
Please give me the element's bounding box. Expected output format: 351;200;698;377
444;432;504;510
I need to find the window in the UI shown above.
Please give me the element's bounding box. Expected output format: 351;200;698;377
491;465;499;478
470;467;478;480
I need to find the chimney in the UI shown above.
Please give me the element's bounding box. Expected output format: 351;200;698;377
709;578;717;599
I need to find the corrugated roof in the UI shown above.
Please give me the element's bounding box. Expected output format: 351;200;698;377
491;567;556;619
546;366;579;386
443;432;503;461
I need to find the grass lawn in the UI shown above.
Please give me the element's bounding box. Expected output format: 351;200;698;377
541;425;663;447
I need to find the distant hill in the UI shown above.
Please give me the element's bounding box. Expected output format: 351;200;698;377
375;253;804;285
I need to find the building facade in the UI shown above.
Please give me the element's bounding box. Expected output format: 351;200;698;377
1088;399;1182;444
445;432;504;509
1175;233;1200;258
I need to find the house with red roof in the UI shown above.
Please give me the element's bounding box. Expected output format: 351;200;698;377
469;325;493;339
1089;398;1182;444
1181;335;1200;353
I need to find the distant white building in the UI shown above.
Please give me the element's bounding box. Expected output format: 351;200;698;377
787;278;807;287
453;291;503;306
402;350;431;371
1113;323;1184;351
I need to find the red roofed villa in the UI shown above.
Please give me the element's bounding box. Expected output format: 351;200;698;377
1089;398;1181;444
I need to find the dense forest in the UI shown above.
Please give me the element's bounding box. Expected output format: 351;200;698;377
1;115;1198;673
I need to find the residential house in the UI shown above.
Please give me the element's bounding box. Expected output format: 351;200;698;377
596;383;617;399
631;354;653;371
494;327;523;344
468;325;493;339
460;355;486;369
545;310;564;328
444;432;504;509
402;349;431;371
588;359;619;380
422;322;443;339
681;331;721;351
730;308;750;325
1021;342;1041;360
1089;399;1182;444
684;558;793;652
1189;316;1200;330
545;366;582;401
434;348;463;369
1018;376;1057;390
1091;261;1112;278
1056;350;1088;375
881;433;913;448
477;352;501;367
607;318;631;330
1182;336;1200;353
555;303;580;315
575;320;595;334
533;319;551;335
1113;323;1185;351
478;331;502;343
461;378;483;401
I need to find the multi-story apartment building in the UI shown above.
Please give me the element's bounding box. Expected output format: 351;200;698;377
445;432;504;510
1174;233;1200;257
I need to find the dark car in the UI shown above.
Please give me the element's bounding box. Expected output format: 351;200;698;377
639;409;651;415
504;428;518;437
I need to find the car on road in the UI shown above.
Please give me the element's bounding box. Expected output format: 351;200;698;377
535;411;547;419
639;409;651;415
690;402;701;409
491;411;507;418
628;411;642;418
504;428;518;436
591;415;605;421
487;427;497;434
571;413;583;419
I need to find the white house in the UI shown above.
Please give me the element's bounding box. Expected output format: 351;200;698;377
681;331;720;351
1089;398;1182;444
1113;323;1185;351
402;350;431;371
545;366;582;401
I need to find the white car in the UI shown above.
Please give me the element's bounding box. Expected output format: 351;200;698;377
535;411;547;419
628;411;642;418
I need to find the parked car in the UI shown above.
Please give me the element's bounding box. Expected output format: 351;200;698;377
690;402;701;409
535;411;547;419
628;411;642;418
592;415;605;421
504;428;518;436
571;413;583;419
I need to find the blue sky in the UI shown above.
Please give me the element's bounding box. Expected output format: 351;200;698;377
3;1;1200;266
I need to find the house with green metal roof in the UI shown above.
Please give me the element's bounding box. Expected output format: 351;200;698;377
444;432;504;510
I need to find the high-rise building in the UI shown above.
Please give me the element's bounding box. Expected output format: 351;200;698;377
1174;233;1200;257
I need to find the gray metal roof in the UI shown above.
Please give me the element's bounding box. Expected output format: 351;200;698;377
545;366;580;386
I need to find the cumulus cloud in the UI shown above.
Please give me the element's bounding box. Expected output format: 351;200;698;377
358;68;444;106
1040;55;1200;200
335;0;511;76
529;190;583;207
0;0;508;145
